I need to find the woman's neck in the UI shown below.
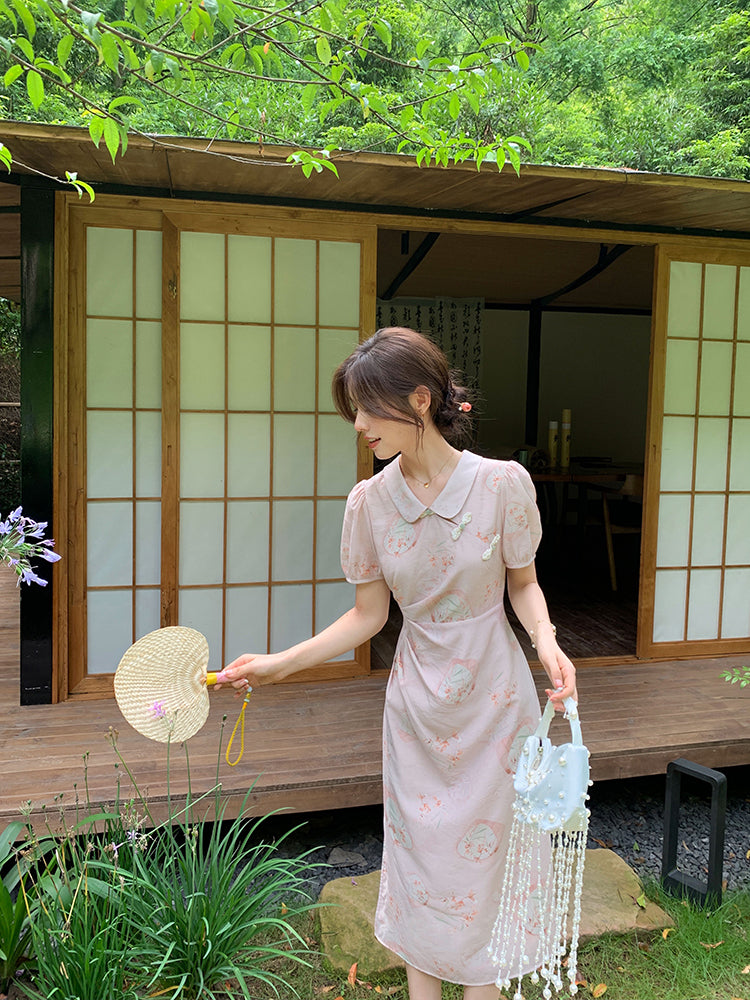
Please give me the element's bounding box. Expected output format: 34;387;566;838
399;431;460;491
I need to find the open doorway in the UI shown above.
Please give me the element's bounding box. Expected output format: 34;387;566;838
371;228;655;666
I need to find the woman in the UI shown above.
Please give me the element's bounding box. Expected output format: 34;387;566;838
220;327;577;1000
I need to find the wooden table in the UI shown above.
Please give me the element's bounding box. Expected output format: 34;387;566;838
530;463;644;529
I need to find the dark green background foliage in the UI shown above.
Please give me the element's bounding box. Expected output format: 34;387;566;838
1;0;748;178
0;299;20;514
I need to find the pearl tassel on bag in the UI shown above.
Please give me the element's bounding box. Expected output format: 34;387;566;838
488;697;591;998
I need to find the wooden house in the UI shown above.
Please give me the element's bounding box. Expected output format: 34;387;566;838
0;121;748;825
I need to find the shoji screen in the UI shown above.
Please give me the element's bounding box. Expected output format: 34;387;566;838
65;204;373;696
641;251;750;655
173;228;362;671
84;226;163;674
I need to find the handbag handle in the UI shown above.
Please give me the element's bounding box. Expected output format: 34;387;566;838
532;696;582;746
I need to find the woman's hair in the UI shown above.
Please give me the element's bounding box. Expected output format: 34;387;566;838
331;327;474;447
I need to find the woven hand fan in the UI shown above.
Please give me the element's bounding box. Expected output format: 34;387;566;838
114;626;250;761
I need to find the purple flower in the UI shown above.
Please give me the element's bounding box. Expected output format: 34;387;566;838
150;700;167;719
1;506;61;586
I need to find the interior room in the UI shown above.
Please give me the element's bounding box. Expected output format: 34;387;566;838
371;229;656;665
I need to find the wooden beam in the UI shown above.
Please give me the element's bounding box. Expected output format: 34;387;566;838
380;231;440;300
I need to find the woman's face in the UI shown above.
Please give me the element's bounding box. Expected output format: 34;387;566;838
353;402;420;460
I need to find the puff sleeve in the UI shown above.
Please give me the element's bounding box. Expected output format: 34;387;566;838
340;480;384;584
500;461;543;568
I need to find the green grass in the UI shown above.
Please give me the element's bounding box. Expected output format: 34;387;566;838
233;881;750;1000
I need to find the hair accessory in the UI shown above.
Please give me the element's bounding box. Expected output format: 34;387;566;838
114;626;251;764
489;697;590;999
457;401;472;412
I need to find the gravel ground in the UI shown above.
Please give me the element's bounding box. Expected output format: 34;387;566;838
265;764;750;900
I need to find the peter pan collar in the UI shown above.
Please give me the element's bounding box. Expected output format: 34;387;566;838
383;450;483;523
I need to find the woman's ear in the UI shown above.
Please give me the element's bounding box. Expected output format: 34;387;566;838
410;386;432;416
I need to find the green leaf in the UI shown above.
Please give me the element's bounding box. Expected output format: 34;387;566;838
56;33;74;66
104;118;120;163
108;95;142;113
301;82;318;114
316;35;331;66
25;68;44;109
416;37;431;59
10;0;35;39
80;9;102;42
448;91;460;120
3;63;23;86
88;113;105;146
373;18;392;51
14;34;34;61
515;48;530;71
99;31;119;70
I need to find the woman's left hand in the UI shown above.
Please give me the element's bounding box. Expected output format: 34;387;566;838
539;643;577;710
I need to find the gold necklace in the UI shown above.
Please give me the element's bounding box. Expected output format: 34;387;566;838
402;454;453;489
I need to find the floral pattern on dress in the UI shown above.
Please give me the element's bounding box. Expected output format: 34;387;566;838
342;452;545;985
436;658;478;704
456;819;504;862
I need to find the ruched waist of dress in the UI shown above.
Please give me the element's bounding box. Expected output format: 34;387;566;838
398;600;506;631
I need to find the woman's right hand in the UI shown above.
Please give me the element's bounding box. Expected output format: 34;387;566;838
214;652;291;692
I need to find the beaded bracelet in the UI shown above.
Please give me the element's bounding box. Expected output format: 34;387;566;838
528;620;557;649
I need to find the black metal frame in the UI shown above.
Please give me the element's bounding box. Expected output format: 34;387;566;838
661;758;727;906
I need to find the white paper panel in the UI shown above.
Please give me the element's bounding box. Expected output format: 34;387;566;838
228;326;271;410
729;419;750;490
178;588;223;670
135;230;162;319
686;568;721;640
698;341;733;416
228;235;272;324
86;319;133;407
181;323;225;410
87;589;133;674
318;242;360;328
226;501;269;583
316;499;347;578
272;500;313;580
179;501;225;585
135;321;162;408
726;494;750;565
734;343;750;417
722;568;750;638
180;413;224;497
274;327;316;410
225;586;269;661
667;261;702;339
655;493;691;567
315;581;355;661
274;239;316;325
87;501;133;587
691;494;725;566
273;415;315;495
319;328;359;412
663;339;698;415
652;569;687;643
317;415;357;496
738;268;750;341
694;418;729;491
135;411;161;497
659;416;695;492
87;411;133;498
702;264;736;340
180;232;225;321
270;584;312;652
135;588;161;639
227;413;271;497
135;501;161;586
87;228;133;318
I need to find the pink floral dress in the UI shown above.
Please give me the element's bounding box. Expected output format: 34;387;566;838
340;451;546;986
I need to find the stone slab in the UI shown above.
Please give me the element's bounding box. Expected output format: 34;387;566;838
317;850;673;978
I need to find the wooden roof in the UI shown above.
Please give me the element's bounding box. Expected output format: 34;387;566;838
4;120;750;233
2;119;750;305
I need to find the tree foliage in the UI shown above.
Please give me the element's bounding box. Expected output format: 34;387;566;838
0;0;534;184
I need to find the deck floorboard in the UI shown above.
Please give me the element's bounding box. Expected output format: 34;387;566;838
1;569;748;829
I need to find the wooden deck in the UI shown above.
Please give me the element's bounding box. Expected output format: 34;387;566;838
1;569;749;830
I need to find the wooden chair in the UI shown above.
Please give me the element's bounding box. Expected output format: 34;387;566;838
599;474;644;591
